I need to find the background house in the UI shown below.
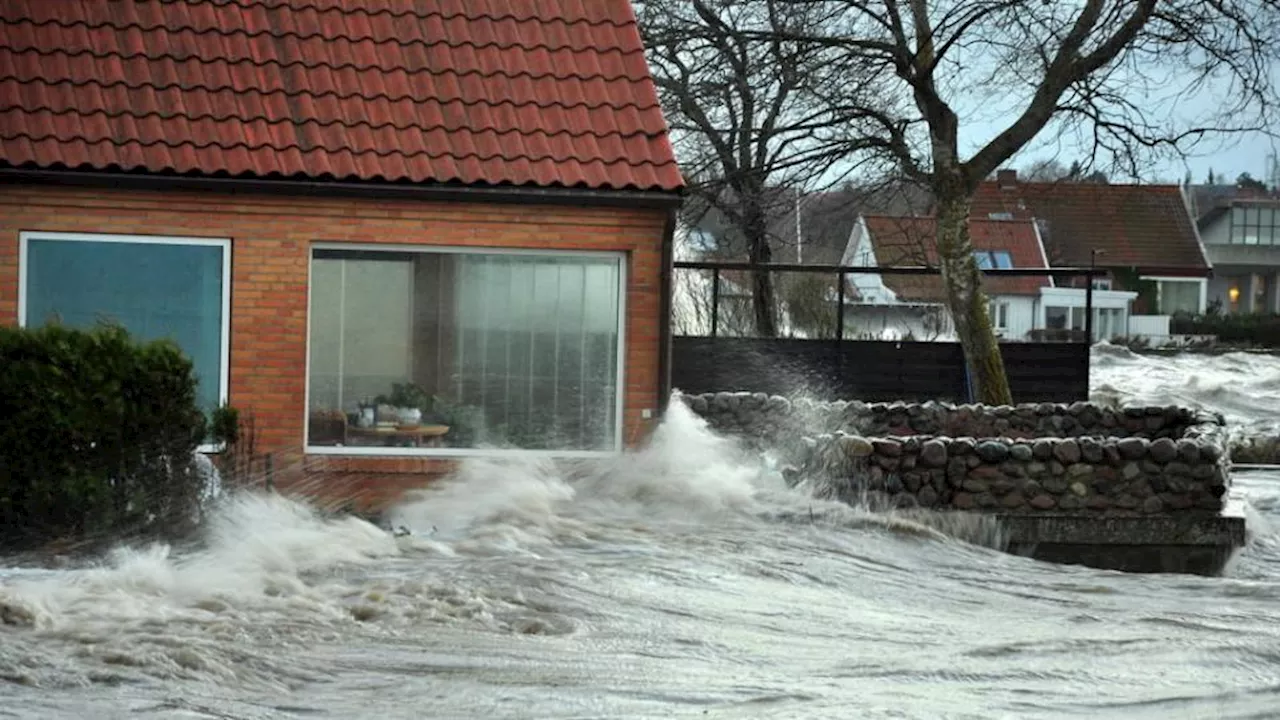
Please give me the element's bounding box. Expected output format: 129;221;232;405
845;215;1137;342
673;180;933;337
0;0;683;509
1190;184;1280;314
971;170;1211;339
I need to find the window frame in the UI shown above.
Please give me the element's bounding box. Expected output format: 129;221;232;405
1229;204;1280;245
17;231;233;453
303;241;629;459
987;300;1009;330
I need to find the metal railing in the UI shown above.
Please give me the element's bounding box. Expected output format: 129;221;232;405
673;260;1107;343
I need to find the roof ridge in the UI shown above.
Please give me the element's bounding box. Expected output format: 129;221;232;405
158;0;638;29
3;131;684;169
0;46;656;84
1;106;668;142
1;15;648;56
0;77;662;113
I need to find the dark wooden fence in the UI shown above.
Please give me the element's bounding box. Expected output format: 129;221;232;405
671;337;1089;403
671;260;1103;404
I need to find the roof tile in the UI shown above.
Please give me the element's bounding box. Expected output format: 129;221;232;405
970;177;1206;273
0;0;682;191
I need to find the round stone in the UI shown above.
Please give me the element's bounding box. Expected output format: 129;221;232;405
1078;437;1104;463
1009;443;1034;461
975;440;1010;463
842;436;875;457
1001;492;1026;509
917;486;940;507
1029;494;1057;510
1141;496;1165;513
1149;438;1178;464
1117;437;1149;460
920;439;948;467
1175;439;1201;463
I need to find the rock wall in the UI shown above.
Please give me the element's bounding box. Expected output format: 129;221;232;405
678;392;1232;515
680;392;1208;445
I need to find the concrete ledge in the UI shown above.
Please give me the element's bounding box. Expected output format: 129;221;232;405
995;499;1248;575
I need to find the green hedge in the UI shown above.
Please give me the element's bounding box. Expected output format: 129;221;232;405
1170;312;1280;346
0;322;209;549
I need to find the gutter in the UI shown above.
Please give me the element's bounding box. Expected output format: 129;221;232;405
0;167;685;210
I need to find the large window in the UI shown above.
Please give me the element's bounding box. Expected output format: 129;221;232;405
1156;279;1202;315
1229;205;1280;245
1045;306;1085;331
306;246;624;454
19;232;230;417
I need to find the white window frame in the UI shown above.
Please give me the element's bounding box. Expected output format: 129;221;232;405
987;300;1009;330
303;242;628;459
1140;275;1208;315
18;231;233;453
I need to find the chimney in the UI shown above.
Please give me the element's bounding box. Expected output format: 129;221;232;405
996;169;1018;189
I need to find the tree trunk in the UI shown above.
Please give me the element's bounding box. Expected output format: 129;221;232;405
744;203;778;337
935;193;1013;405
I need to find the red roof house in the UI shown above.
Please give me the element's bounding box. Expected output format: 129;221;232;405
971;170;1210;314
856;215;1052;302
0;0;683;510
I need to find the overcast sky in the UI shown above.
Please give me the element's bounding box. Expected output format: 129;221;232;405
953;57;1280;187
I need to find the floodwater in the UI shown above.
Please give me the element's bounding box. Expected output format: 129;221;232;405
3;348;1280;719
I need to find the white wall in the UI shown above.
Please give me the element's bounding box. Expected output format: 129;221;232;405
990;295;1036;340
843;218;898;303
1127;315;1171;336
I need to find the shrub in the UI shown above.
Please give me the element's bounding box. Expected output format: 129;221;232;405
1170;312;1280;347
0;322;208;549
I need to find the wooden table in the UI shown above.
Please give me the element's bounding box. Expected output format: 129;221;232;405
346;424;450;448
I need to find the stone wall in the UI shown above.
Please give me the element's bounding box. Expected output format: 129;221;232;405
681;392;1208;444
678;392;1232;515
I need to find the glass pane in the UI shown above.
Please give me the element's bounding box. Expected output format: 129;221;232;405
1159;280;1200;314
1045;306;1068;329
308;249;621;452
993;251;1013;269
973;251;994;269
24;237;225;414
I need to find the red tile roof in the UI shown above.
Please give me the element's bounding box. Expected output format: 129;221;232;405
0;0;683;192
970;176;1207;275
861;215;1051;302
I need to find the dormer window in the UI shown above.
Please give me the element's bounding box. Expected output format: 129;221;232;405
973;250;1014;269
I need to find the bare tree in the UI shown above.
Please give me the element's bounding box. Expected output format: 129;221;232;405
737;0;1280;403
637;0;892;337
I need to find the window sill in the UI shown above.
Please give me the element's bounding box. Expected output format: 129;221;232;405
303;445;623;460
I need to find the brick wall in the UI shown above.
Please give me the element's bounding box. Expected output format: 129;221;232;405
0;183;669;512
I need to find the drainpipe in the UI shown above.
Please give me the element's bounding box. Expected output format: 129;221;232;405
657;207;678;416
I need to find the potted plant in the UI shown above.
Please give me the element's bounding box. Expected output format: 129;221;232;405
375;383;433;426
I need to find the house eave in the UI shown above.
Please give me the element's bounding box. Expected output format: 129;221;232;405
0;167;687;210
